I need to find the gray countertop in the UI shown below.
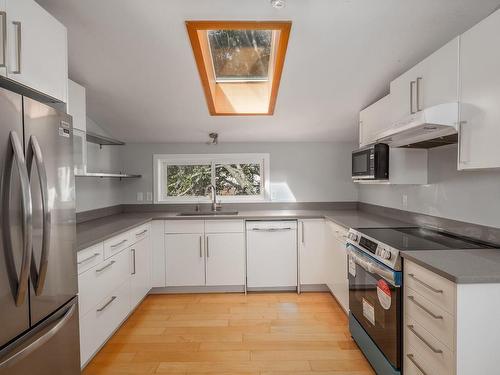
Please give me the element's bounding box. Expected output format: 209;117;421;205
76;209;409;251
76;208;500;284
401;249;500;284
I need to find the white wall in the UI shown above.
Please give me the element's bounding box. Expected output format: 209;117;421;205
359;144;500;228
75;117;122;212
119;142;358;205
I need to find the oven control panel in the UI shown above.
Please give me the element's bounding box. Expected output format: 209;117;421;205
347;229;401;270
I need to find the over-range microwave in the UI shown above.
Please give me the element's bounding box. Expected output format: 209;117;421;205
352;143;389;181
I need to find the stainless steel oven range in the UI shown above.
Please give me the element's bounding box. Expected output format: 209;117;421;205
346;226;494;375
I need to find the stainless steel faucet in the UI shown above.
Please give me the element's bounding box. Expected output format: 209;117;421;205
207;183;221;212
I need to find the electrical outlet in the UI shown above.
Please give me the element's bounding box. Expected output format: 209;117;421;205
402;194;408;209
136;192;144;202
146;192;152;201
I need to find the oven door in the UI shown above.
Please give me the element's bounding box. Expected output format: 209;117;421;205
347;244;401;369
352;148;374;179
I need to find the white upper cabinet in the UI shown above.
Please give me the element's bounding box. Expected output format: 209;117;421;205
359;95;391;147
298;219;326;286
3;0;67;102
458;9;500;170
67;80;86;131
390;37;459;126
0;0;6;77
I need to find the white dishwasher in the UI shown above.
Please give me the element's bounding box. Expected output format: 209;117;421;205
246;221;298;290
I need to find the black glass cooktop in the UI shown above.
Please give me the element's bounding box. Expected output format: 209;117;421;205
357;227;494;251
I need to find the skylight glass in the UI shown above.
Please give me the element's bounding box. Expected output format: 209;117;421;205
207;30;273;82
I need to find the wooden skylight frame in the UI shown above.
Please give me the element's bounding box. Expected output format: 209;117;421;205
186;21;292;116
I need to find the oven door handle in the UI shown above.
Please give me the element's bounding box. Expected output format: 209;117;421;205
347;245;398;286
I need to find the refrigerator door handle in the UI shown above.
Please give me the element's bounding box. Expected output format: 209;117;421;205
2;131;32;306
0;302;76;369
26;135;51;296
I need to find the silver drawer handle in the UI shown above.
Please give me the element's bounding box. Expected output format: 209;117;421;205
135;229;148;236
77;253;100;265
407;354;428;375
96;296;116;312
408;295;443;320
408;273;443;294
110;239;128;248
95;261;115;273
407;325;443;354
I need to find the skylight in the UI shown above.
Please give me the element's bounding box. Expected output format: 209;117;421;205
207;29;273;82
186;21;292;116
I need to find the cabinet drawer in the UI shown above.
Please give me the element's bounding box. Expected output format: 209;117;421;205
79;279;130;366
405;287;455;350
129;223;151;245
404;260;455;315
205;220;244;233
405;344;438;375
78;249;130;317
77;243;104;275
405;317;454;375
103;232;131;259
165;220;204;234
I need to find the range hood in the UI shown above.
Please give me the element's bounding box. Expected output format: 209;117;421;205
377;102;459;148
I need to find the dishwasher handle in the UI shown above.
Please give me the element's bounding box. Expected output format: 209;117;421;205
251;227;293;232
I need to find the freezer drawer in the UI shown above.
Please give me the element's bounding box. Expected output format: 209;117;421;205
246;221;298;289
0;297;80;375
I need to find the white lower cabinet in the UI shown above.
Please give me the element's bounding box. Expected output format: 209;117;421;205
298;219;326;286
165;233;205;286
78;223;153;367
325;221;349;312
79;279;130;366
164;220;246;288
130;235;152;309
205;233;245;286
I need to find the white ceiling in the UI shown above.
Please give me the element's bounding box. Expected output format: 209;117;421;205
37;0;500;143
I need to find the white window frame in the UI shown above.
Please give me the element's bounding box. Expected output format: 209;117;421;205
153;153;270;204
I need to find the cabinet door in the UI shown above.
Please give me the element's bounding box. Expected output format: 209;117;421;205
165;233;205;286
390;38;459;124
67;80;86;131
205;233;245;286
130;235;152;309
5;0;68;102
359;95;391;147
458;9;500;170
299;219;325;285
331;237;349;312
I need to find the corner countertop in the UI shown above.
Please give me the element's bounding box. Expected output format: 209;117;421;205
401;249;500;284
76;209;409;251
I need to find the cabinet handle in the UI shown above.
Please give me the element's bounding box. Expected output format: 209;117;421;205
407;325;443;353
301;222;305;244
131;249;136;275
0;12;6;68
408;273;443;294
136;229;148;236
407;354;428;375
410;80;416;114
408;295;443;319
416;77;423;111
110;239;127;248
206;236;210;258
95;261;115;273
77;253;100;265
96;296;117;312
199;236;203;258
458;120;468;165
12;21;21;74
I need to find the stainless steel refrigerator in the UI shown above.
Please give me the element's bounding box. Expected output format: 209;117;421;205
0;86;80;374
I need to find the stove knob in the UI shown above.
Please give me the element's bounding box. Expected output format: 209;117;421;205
381;250;392;260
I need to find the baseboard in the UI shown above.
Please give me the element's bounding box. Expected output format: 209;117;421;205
246;286;298;292
150;285;245;294
300;284;330;292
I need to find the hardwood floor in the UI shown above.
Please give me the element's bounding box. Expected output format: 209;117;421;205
82;292;375;375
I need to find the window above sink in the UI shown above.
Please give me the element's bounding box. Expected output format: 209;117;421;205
153;153;270;204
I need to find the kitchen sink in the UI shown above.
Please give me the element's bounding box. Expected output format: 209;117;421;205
177;211;239;216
